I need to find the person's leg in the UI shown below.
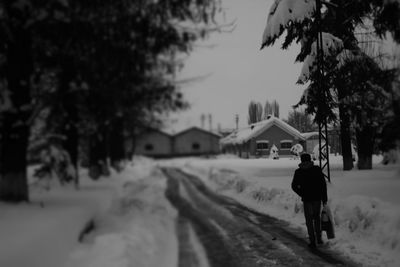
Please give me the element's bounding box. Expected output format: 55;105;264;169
312;201;323;244
303;202;316;246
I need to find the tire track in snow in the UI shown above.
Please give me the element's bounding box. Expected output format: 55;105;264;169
163;167;360;267
165;170;241;267
176;215;210;267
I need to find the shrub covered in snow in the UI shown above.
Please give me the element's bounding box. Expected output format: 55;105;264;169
207;167;302;214
32;144;76;190
382;149;400;165
333;196;400;251
209;168;249;193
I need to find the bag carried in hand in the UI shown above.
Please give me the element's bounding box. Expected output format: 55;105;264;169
321;204;335;239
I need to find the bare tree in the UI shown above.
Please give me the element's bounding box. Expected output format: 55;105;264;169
272;100;280;118
286;108;315;133
264;100;280;119
248;101;263;124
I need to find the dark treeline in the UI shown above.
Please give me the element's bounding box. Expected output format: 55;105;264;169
0;0;224;202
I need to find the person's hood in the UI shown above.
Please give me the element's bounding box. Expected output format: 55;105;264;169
299;161;314;169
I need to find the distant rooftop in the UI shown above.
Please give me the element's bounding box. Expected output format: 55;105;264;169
220;116;305;145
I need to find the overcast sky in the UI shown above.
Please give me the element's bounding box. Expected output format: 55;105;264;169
169;0;305;132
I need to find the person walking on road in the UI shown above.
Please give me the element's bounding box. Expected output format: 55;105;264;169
291;153;328;248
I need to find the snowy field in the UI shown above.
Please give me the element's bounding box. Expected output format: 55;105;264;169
162;155;400;267
1;155;399;267
0;159;164;267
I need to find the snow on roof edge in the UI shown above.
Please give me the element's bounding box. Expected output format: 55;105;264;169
301;131;319;139
220;117;305;146
174;126;222;138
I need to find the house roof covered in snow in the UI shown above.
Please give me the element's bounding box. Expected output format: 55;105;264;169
174;126;221;139
220;116;305;145
301;131;319;139
138;127;173;137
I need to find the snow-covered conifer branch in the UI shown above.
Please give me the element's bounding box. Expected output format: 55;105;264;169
336;49;360;68
298;32;343;83
261;0;316;49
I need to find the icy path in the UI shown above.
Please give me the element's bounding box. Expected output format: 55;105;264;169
163;167;359;267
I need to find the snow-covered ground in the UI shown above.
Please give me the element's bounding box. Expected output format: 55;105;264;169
65;159;179;267
162;155;400;267
0;157;176;267
0;171;114;267
1;155;399;267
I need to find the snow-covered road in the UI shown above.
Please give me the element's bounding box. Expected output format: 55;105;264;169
9;156;394;267
163;167;358;267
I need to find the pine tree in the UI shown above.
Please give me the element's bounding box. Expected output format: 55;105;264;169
260;0;400;170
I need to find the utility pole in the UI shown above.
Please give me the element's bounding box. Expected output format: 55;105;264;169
235;114;239;130
316;0;331;182
200;114;205;129
208;114;213;155
208;113;212;131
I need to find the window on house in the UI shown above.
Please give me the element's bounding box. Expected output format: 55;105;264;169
256;140;269;150
280;140;292;149
192;143;200;150
145;144;154;151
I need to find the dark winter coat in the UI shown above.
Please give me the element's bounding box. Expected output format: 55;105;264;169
291;161;328;203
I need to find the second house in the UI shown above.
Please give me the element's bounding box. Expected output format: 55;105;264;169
135;126;221;158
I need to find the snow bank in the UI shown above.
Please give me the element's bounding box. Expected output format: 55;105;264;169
128;156;158;177
180;157;400;267
0;156;175;267
333;196;400;258
65;166;178;267
0;168;118;267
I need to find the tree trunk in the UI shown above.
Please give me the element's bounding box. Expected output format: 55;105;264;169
0;112;29;201
357;153;373;170
109;117;125;172
128;136;136;160
0;21;32;202
356;127;374;170
338;89;354;170
59;59;79;187
64;124;79;186
88;129;109;179
339;108;354;171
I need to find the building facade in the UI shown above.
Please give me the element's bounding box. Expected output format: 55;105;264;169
134;120;342;159
302;130;341;155
221;117;306;158
302;132;320;154
134;129;173;158
135;127;220;158
173;127;220;156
